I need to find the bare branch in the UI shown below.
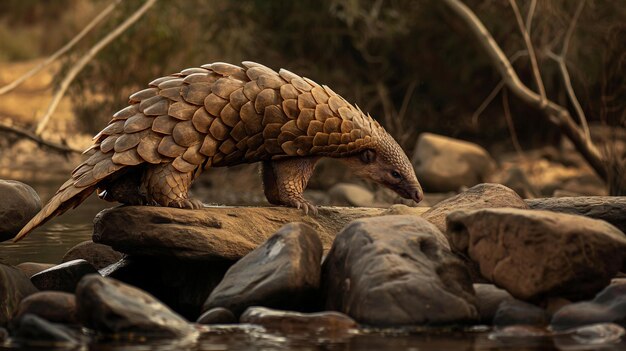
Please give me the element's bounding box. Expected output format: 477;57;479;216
561;0;585;57
509;0;546;104
525;0;537;34
0;0;122;96
35;0;158;136
0;121;81;154
502;88;524;157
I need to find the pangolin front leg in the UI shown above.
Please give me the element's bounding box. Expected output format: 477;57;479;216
141;163;204;209
262;157;319;215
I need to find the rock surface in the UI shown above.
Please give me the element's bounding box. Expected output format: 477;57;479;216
422;183;528;234
196;307;237;325
14;291;76;324
93;205;428;260
474;284;517;324
447;208;626;301
240;307;357;333
493;300;550;327
76;275;196;338
526;196;626;234
12;314;81;346
30;259;99;293
0;264;38;326
202;223;322;316
413;133;496;192
15;262;55;278
328;183;377;207
322;215;477;326
0;179;42;242
551;283;626;330
62;241;123;269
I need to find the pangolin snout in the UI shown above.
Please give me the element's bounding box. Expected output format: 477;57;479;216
412;188;424;203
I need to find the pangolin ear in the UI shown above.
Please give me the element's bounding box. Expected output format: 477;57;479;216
360;149;376;164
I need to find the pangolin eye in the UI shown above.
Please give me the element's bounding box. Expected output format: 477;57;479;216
391;171;402;179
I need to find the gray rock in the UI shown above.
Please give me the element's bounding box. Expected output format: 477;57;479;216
240;306;357;334
30;259;99;293
196;307;236;325
493;300;550;327
474;284;517;324
15;262;55;278
422;183;529;234
0;263;38;326
447;208;626;301
14;291;76;324
322;215;478;326
202;223;322;316
551;283;626;330
62;241;123;270
526;196;626;234
413;133;496;192
12;314;81;346
76;275;196;338
328;183;376;207
0;180;41;242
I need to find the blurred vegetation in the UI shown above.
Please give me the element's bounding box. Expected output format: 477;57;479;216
1;0;624;155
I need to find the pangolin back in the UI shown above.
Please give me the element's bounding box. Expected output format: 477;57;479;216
15;61;389;240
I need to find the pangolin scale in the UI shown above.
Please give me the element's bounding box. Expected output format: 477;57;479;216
15;61;423;241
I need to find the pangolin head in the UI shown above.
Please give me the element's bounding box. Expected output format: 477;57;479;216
341;132;424;204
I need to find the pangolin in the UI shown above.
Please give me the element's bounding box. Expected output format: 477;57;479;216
15;61;423;241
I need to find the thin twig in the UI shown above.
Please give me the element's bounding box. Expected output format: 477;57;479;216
0;0;122;96
509;0;546;105
525;0;537;34
35;0;158;136
501;88;524;157
0;121;81;154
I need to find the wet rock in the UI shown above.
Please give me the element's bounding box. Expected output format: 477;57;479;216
493;300;550;327
0;179;42;242
474;284;517;324
196;307;237;325
12;314;81;346
447;208;626;301
551;283;626;330
328;183;376;207
564;323;626;345
0;263;38;326
413;133;496;192
62;240;123;269
15;262;55;278
322;215;478;326
422;183;528;234
240;307;357;334
526;196;626;234
14;291;76;324
93;205;428;260
76;275;196;338
202;223;322;316
30;259;99;293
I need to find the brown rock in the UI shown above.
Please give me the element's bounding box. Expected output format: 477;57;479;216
93;205;428;260
240;306;357;334
474;284;516;324
14;291;77;324
0;263;38;326
196;307;236;325
322;215;477;326
16;262;55;278
30;259;99;293
0;180;42;242
422;183;528;234
62;241;123;270
447;208;626;301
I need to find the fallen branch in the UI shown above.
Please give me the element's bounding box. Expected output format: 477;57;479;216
0;0;122;96
35;0;158;135
0;121;81;154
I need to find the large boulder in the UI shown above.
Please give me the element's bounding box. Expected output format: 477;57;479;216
14;291;77;324
322;215;477;326
422;183;529;234
413;133;496;192
62;241;123;269
0;180;41;242
0;264;38;326
93;205;428;260
202;223;322;316
30;259;99;293
76;275;196;338
526;196;626;234
551;282;626;330
447;208;626;301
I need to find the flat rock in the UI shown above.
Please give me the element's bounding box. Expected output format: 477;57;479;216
0;264;38;326
12;314;81;347
0;180;42;242
526;196;626;234
474;284;517;324
447;208;626;301
93;205;428;260
493;300;550;327
62;241;123;269
15;262;55;278
30;259;99;293
322;215;477;326
196;307;237;325
76;275;197;338
551;283;626;330
240;306;357;334
422;183;528;234
413;133;496;192
14;291;77;324
202;223;322;316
